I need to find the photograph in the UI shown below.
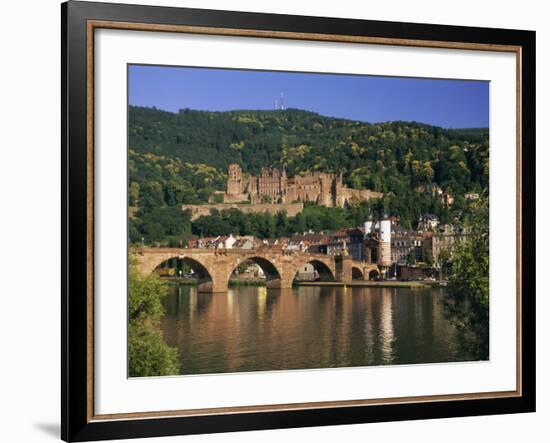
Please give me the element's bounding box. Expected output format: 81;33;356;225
127;65;490;377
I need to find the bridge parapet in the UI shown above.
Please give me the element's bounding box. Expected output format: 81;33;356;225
131;246;330;257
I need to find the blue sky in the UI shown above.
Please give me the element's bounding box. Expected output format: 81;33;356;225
129;65;489;129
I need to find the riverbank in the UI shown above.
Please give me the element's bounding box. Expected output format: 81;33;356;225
229;279;266;287
162;277;267;287
296;280;444;289
162;277;445;289
162;278;198;285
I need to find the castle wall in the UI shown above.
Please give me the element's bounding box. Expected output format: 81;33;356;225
182;202;304;221
336;188;384;207
223;193;249;203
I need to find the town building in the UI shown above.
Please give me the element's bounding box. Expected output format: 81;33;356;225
288;232;329;253
436;187;455;207
294;263;318;281
232;236;257;250
422;224;467;264
390;228;423;265
327;228;364;261
417;214;440;231
181;234;199;248
196;234;245;249
258;238;289;252
327;230;349;257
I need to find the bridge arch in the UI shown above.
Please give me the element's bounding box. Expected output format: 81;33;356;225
293;258;336;282
368;269;380;280
228;256;284;288
351;266;364;280
151;255;215;292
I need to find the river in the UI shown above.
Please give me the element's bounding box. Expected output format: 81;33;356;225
160;285;466;375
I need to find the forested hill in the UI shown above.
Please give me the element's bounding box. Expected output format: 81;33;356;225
129;105;488;192
128;105;488;241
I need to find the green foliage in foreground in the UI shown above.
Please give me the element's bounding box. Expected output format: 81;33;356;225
128;257;180;377
128;322;180;377
444;195;489;360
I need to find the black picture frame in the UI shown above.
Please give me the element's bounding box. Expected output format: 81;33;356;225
62;1;536;441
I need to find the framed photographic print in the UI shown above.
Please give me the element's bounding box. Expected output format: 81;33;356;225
61;1;536;441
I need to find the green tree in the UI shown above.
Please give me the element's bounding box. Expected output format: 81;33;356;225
128;256;180;377
444;196;489;360
423;249;434;266
129;323;180;377
129;181;140;206
406;250;417;265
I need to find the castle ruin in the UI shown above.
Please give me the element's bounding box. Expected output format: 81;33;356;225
222;164;382;208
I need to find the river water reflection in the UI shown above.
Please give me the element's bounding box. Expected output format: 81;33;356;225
160;285;463;375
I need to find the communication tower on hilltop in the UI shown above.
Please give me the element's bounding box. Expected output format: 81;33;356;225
275;92;285;110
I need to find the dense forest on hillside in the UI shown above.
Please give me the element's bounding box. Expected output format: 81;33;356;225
128;106;489;244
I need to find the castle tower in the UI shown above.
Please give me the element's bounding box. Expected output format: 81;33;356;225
333;173;344;207
377;217;392;267
319;174;333;207
226;164;243;195
364;216;374;238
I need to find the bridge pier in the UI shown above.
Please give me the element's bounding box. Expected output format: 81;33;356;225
198;280;229;293
266;277;294;289
201;262;232;293
335;255;353;284
265;266;296;289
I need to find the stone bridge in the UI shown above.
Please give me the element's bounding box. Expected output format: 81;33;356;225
132;247;380;293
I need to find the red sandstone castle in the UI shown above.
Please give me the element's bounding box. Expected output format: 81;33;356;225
223;164;382;208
